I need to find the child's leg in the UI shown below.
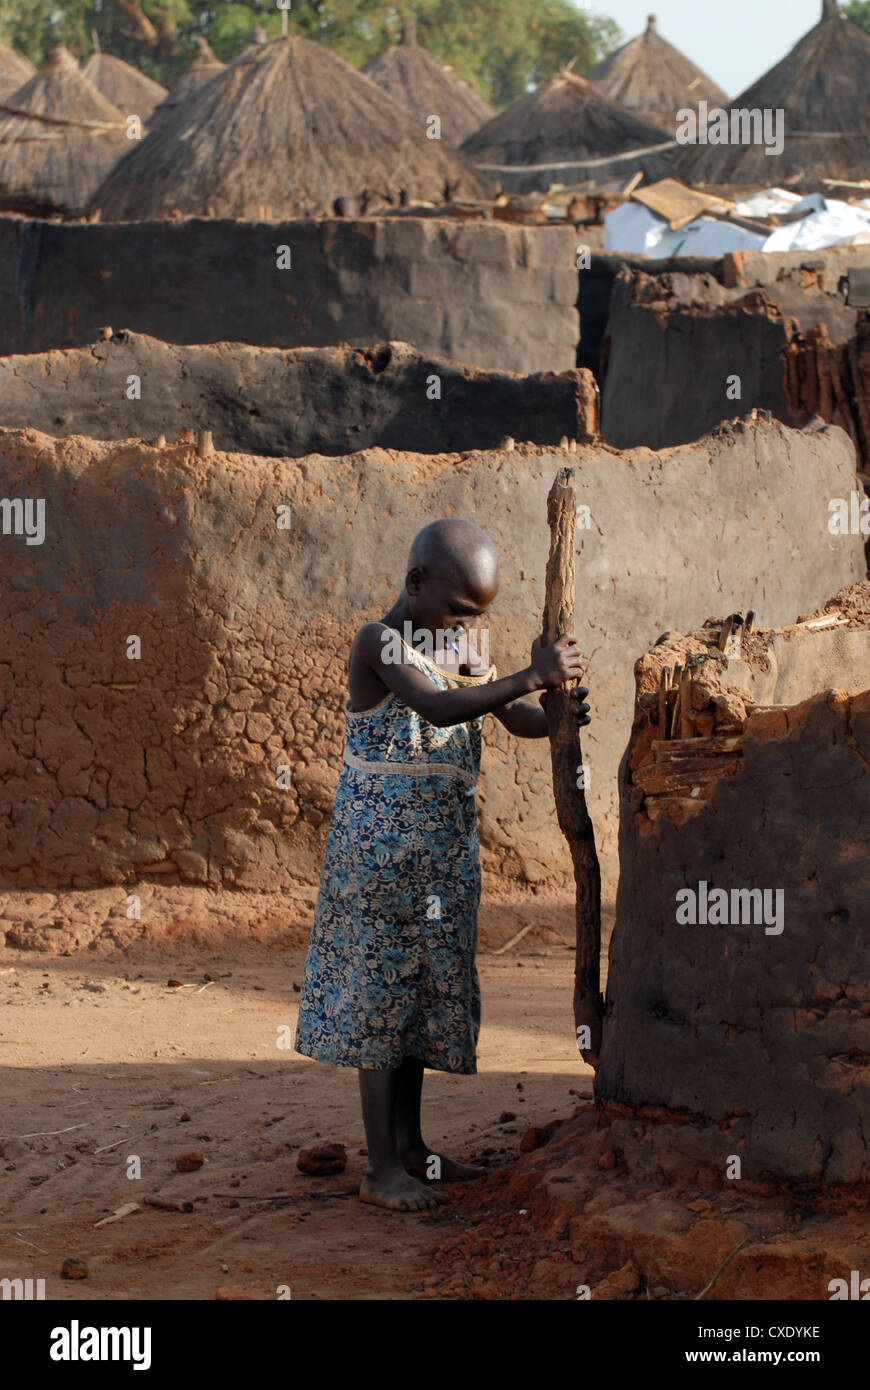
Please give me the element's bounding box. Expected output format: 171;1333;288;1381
395;1056;486;1184
358;1067;446;1212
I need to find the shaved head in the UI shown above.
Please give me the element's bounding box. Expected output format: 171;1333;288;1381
407;518;499;593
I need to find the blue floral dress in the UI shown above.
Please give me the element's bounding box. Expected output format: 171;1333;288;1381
294;637;496;1074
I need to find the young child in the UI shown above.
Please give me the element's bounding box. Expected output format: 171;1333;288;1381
294;517;590;1212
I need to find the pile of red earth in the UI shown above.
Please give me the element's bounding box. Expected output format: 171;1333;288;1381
419;1107;870;1300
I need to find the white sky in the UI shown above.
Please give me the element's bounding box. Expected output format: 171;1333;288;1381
586;0;831;97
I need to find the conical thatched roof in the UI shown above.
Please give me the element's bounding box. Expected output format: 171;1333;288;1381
238;25;269;60
0;41;35;101
81;52;167;122
586;14;728;133
677;0;870;185
0;45;129;216
363;19;493;146
92;35;490;221
460;69;673;193
149;36;225;127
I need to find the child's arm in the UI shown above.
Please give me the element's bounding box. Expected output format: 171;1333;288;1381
492;688;591;739
492;637;591;738
353;623;583;728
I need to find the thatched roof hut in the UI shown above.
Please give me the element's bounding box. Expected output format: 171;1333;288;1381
677;0;870;186
0;45;128;217
92;35;489;221
149;36;225;127
460;69;674;194
586;14;728;134
0;42;35;101
238;25;269;60
363;19;493;146
81;52;167;122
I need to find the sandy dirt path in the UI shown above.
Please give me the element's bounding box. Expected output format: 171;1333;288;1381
0;941;595;1301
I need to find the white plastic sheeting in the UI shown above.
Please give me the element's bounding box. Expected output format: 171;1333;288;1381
604;189;870;257
603;200;766;256
762;195;870;251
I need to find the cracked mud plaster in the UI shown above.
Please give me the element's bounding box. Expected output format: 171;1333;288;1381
597;595;870;1182
0;423;864;907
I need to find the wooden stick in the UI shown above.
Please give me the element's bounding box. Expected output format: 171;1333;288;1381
679;666;694;740
669;663;683;739
143;1195;194;1214
542;467;603;1064
492;923;536;956
658;667;670;736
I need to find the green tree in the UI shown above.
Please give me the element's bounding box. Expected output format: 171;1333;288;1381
843;0;870;32
0;0;622;106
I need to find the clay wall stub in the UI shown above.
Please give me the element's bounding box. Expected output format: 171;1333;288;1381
599;594;870;1182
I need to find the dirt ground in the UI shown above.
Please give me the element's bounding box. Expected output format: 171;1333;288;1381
0;897;602;1302
6;885;863;1304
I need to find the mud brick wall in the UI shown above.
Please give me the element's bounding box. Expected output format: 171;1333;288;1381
602;274;799;450
0;216;579;375
0;419;863;899
583;245;870;384
579;252;723;378
598;611;870;1182
724;246;870;343
0;334;598;458
600;249;870;451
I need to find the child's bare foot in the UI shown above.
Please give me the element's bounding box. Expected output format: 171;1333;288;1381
400;1146;486;1183
359;1167;448;1212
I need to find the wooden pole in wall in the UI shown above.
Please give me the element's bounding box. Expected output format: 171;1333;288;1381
542;467;603;1064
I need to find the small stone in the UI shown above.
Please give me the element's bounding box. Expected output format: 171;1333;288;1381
60;1258;88;1280
520;1126;551;1153
498;1111;516;1124
167;979;183;988
175;1150;204;1172
296;1142;347;1176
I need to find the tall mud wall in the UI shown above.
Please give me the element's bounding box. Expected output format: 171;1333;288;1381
581;245;870;384
597;600;870;1182
0;419;863;901
599;250;870;450
0;216;578;375
0;334;598;458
